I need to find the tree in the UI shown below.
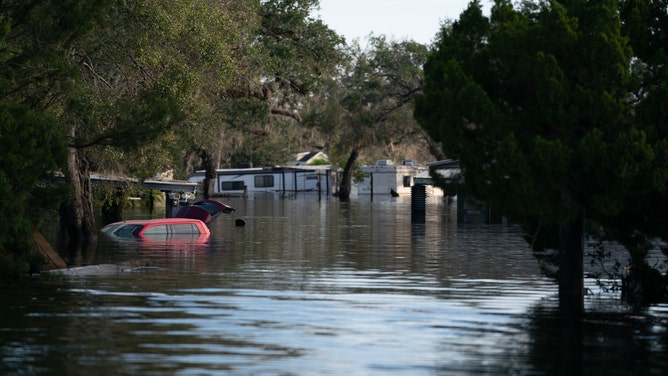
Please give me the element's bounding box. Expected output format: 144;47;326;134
0;0;99;273
0;103;67;277
604;0;668;306
305;36;442;200
180;0;346;196
416;0;668;313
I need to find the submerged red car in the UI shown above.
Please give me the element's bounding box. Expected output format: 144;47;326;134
100;217;210;241
101;199;235;243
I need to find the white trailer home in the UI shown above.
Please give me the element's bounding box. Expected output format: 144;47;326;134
189;166;334;197
356;160;443;197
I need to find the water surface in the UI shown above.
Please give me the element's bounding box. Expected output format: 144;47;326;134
2;196;667;375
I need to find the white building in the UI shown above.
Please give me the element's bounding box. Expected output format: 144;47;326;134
356;160;443;197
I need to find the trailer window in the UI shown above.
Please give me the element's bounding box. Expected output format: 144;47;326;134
254;175;274;188
221;181;245;191
403;176;412;187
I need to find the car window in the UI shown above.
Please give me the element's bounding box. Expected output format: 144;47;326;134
143;225;168;235
171;223;199;234
114;224;144;238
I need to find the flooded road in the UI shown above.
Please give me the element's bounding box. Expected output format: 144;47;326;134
2;196;667;375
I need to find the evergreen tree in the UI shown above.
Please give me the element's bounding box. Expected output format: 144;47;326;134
415;0;668;312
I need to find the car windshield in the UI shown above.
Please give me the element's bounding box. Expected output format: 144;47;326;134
113;224;144;238
100;223;122;234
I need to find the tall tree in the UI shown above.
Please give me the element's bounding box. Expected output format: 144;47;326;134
55;0;231;242
0;0;100;271
183;0;345;196
305;36;440;200
416;0;668;313
603;0;668;306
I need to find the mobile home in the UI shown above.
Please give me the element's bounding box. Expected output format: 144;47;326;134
189;166;333;197
356;160;443;197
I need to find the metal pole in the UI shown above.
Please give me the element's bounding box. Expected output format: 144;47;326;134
370;172;374;202
411;185;426;224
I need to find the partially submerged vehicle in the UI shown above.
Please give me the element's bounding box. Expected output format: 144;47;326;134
100;217;211;241
101;199;235;243
173;199;235;223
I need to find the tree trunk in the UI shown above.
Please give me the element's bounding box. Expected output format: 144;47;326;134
101;188;124;224
558;188;584;315
622;261;668;308
200;149;216;199
338;148;359;202
422;132;446;161
60;144;97;244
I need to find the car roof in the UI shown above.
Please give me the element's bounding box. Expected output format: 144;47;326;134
108;217;205;226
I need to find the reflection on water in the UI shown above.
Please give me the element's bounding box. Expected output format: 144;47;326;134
2;196;667;375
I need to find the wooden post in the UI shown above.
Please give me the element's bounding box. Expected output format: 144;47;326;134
32;229;67;270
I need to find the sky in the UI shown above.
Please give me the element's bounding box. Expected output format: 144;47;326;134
316;0;485;45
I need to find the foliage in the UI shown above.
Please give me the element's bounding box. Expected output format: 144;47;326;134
415;0;668;305
336;36;430;149
257;0;344;98
60;0;246;179
0;102;66;267
308;159;329;166
0;1;93;273
586;238;624;293
303;35;441;198
205;0;346;171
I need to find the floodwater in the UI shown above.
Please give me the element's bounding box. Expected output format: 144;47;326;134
2;196;668;375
